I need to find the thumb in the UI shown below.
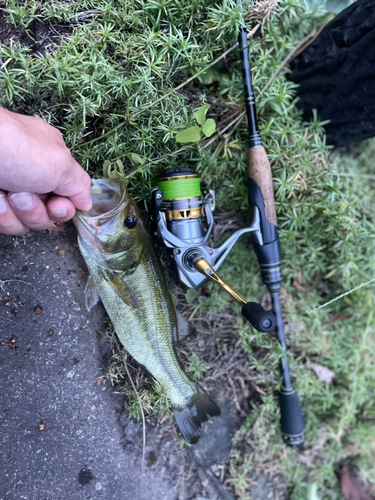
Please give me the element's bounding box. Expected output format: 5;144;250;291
54;158;92;211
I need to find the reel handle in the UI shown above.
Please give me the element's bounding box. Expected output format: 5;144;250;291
241;302;275;333
194;258;275;333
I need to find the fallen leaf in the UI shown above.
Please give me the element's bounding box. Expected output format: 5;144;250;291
58;249;69;257
34;305;43;314
292;266;315;292
339;467;375;500
343;442;357;458
298;428;328;468
18;301;26;307
325;313;352;325
306;361;335;383
292;277;315;292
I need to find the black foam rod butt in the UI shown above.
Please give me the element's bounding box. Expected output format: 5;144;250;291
279;388;305;448
242;302;276;333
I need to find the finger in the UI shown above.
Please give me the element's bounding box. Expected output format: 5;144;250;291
8;191;53;231
38;193;51;203
0;190;28;235
46;196;76;222
53;158;92;211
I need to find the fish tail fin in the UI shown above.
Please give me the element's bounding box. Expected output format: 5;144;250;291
173;392;220;444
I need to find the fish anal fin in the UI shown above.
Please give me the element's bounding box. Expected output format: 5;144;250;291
173;393;220;444
104;271;140;309
175;310;195;344
84;275;100;311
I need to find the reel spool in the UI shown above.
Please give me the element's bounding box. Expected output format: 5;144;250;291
150;167;275;334
155;167;207;244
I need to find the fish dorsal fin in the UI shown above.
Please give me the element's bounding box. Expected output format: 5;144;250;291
104;271;140;309
84;275;100;311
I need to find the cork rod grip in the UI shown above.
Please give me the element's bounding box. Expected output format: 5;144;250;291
248;146;277;226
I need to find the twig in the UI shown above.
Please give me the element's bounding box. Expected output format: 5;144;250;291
331;172;375;180
217;106;243;128
0;279;34;291
203;110;246;150
259;29;318;96
122;353;146;495
0;316;24;328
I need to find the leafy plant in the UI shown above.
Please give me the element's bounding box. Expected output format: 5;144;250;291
175;103;217;143
187;352;207;379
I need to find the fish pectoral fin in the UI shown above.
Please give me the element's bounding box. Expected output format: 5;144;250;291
84;275;100;311
104;271;140;309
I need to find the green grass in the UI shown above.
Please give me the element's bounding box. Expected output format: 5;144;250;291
1;0;375;498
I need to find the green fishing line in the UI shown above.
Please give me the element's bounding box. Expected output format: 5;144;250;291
156;177;201;199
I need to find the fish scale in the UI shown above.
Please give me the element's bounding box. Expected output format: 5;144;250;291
81;245;196;408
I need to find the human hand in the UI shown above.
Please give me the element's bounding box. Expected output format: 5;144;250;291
0;108;92;235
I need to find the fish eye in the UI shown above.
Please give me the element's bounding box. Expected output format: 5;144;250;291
124;216;137;229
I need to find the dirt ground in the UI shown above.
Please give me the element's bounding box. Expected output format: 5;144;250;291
0;224;244;500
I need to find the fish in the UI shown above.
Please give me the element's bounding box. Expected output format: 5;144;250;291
73;178;220;444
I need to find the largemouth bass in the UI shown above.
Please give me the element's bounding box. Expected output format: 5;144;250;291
73;178;219;443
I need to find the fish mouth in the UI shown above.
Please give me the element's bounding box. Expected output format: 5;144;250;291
78;178;127;220
73;178;128;249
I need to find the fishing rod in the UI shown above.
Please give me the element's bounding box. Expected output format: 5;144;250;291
149;167;304;445
149;2;305;448
237;0;305;447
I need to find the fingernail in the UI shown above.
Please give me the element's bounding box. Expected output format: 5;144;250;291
0;194;8;214
50;207;67;218
10;192;34;210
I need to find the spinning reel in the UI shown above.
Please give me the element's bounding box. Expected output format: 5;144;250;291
150;167;276;334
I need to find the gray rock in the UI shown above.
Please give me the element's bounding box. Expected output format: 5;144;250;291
192;397;234;467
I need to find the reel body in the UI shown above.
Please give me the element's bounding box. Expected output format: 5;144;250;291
151;167;262;289
150;167;275;333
